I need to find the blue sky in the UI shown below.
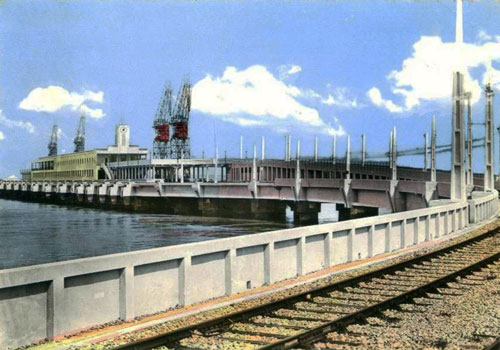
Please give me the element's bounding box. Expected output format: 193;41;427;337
1;0;500;178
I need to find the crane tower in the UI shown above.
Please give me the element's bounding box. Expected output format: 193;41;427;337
170;78;191;159
153;83;173;159
152;78;191;159
73;115;86;153
48;124;58;156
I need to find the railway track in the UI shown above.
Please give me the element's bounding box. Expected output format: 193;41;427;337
113;228;500;350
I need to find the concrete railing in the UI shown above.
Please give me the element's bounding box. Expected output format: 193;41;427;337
0;191;498;349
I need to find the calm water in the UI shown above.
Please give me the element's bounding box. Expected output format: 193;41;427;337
0;199;338;269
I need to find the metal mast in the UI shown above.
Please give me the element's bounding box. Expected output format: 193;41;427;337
450;71;466;201
423;133;428;170
153;82;173;159
361;134;366;166
73;115;86;153
484;83;494;191
170;78;192;159
465;92;473;185
431;116;437;182
48;124;58;156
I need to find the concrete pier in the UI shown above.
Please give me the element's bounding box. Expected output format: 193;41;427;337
290;201;321;225
337;204;378;221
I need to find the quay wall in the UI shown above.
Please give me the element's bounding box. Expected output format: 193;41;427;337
0;191;498;349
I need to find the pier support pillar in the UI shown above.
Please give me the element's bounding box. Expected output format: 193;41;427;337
98;183;110;204
75;183;85;203
291;202;321;225
337;204;378;221
197;198;286;221
250;200;286;221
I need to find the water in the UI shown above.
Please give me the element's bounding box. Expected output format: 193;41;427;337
0;199;338;270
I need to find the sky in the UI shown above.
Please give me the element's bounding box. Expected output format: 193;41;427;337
1;0;500;178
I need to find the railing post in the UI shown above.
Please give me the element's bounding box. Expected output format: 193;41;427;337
225;249;236;295
179;254;191;306
347;228;354;262
47;277;65;338
444;211;450;234
425;215;430;241
401;219;406;248
367;225;374;257
435;212;441;238
264;243;274;285
413;217;418;245
120;265;135;321
385;222;392;253
324;233;332;267
297;236;305;276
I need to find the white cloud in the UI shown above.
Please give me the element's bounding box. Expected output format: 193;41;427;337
485;66;500;90
236;118;268;126
299;88;322;99
278;64;303;80
367;87;404;113
321;88;358;108
0;131;4;140
322;95;336;105
192;65;344;136
369;34;500;113
288;65;302;75
0;110;35;133
19;85;105;119
78;104;105;119
477;30;494;43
